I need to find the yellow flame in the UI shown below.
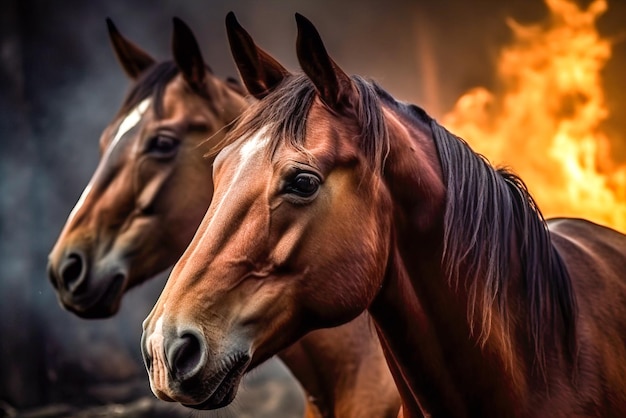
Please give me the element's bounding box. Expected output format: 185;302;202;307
443;0;626;232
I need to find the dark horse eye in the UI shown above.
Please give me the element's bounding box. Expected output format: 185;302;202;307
146;135;180;158
285;172;321;198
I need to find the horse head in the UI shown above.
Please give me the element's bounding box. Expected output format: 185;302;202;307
47;18;247;318
141;13;395;408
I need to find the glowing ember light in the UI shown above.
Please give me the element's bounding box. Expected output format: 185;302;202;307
444;0;626;231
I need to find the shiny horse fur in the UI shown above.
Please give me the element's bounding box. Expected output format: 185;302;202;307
143;12;626;418
47;17;400;418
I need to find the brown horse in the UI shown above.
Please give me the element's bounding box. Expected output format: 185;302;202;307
142;12;626;418
47;18;400;418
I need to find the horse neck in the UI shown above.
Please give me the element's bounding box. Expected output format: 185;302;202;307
279;314;400;418
369;108;530;417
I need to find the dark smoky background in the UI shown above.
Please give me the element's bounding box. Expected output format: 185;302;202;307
1;0;624;416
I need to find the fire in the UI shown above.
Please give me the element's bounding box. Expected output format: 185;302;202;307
443;0;626;232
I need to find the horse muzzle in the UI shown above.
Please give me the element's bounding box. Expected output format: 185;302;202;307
47;248;128;318
141;318;251;409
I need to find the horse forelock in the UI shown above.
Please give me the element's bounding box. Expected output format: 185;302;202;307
117;60;235;123
117;61;180;121
217;74;390;173
430;121;577;375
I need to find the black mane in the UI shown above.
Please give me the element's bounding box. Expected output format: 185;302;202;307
381;89;576;370
430;121;577;372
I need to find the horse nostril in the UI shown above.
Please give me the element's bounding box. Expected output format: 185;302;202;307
59;252;87;292
166;331;206;382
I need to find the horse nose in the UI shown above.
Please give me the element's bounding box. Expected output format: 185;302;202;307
58;251;88;292
47;261;59;289
166;329;207;383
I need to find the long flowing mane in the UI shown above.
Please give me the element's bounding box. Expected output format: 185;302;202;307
430;121;577;371
223;74;577;372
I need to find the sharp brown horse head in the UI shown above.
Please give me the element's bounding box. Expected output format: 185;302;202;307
141;12;397;409
47;18;247;318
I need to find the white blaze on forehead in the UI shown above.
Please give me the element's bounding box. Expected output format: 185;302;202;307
66;98;151;223
238;127;270;162
231;127;270;187
206;127;270;230
67;182;94;223
108;97;152;154
223;126;271;189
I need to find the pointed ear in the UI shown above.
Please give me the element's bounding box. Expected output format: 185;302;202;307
295;13;354;112
106;18;156;80
225;11;290;100
172;17;211;93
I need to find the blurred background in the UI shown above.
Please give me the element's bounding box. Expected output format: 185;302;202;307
1;0;625;416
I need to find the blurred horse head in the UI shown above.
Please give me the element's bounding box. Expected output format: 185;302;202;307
47;18;247;318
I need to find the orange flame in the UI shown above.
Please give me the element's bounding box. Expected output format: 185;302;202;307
443;0;626;232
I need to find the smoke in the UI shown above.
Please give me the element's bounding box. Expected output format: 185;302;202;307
1;0;625;415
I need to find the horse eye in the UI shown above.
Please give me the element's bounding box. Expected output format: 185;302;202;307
285;172;321;198
146;135;180;158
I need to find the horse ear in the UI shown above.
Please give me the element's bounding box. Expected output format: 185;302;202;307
225;12;290;100
172;17;212;93
295;13;354;112
106;18;156;80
